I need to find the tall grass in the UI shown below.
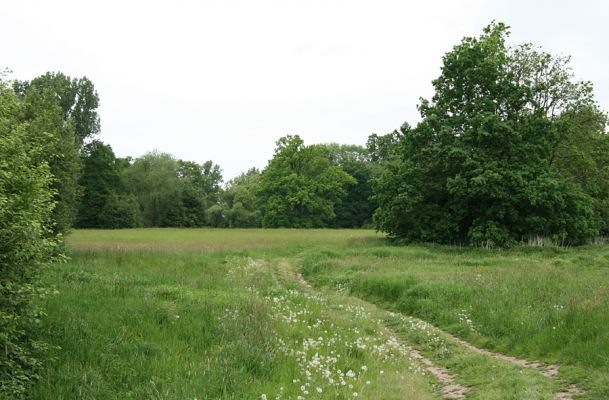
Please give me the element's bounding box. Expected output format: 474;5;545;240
302;244;609;398
31;230;438;399
32;250;279;399
32;229;609;399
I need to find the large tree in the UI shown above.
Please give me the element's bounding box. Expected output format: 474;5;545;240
374;23;602;246
14;72;100;144
122;152;223;227
508;46;609;235
12;72;101;234
122;152;182;227
176;159;223;227
257;135;355;228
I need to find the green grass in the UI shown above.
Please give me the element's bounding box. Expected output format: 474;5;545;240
302;244;609;399
33;250;277;399
31;229;609;399
67;228;382;252
32;230;435;399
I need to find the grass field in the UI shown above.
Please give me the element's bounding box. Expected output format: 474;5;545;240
32;229;609;399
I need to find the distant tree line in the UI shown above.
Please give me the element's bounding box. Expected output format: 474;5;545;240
74;135;381;230
2;22;609;397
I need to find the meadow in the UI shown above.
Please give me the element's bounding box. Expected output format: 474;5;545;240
31;229;609;399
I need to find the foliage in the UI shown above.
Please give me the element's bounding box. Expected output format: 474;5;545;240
98;194;142;229
176;160;223;227
313;144;376;227
12;71;103;235
0;79;58;399
122;152;182;227
14;72;100;144
509;42;609;232
122;152;223;227
551;107;609;233
223;168;262;227
373;23;602;246
206;204;227;227
366;130;401;163
257;135;356;228
76;140;121;228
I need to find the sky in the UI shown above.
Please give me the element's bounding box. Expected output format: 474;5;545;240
3;0;609;179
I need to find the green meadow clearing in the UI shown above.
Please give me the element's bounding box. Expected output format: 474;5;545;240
32;229;609;399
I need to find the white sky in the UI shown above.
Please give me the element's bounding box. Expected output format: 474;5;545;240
3;0;608;179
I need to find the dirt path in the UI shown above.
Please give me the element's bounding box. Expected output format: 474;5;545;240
388;312;584;400
291;263;584;400
407;347;469;399
443;330;583;399
287;263;469;399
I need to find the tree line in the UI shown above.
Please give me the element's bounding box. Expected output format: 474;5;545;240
75;135;382;230
1;22;609;397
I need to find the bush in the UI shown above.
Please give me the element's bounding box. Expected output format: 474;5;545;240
0;81;59;398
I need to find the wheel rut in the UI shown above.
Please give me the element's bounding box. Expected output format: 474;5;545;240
407;347;469;399
443;330;583;399
291;264;584;400
285;263;468;399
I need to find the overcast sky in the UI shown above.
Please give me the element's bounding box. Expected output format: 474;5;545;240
4;0;608;179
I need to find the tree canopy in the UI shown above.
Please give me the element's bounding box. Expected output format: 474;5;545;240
373;22;605;246
257;135;356;228
313;143;377;228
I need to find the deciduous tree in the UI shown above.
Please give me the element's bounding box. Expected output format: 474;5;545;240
258;135;355;228
373;23;601;246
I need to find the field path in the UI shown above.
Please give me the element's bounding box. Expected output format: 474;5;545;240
285;259;584;400
276;259;469;399
440;330;583;399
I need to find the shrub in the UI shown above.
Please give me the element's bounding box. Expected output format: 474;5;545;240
0;80;59;398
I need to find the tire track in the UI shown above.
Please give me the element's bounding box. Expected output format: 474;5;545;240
293;265;583;400
290;265;469;400
445;331;583;399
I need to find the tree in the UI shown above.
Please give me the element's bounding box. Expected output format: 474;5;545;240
257;135;356;228
508;45;609;234
206;204;227;227
12;71;101;234
15;83;81;235
176;160;209;227
0;76;59;399
373;23;600;246
14;72;100;144
76;140;121;228
176;159;223;226
223;168;262;227
99;193;142;229
313;144;376;227
122;152;182;227
122;152;224;227
366;130;401;163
